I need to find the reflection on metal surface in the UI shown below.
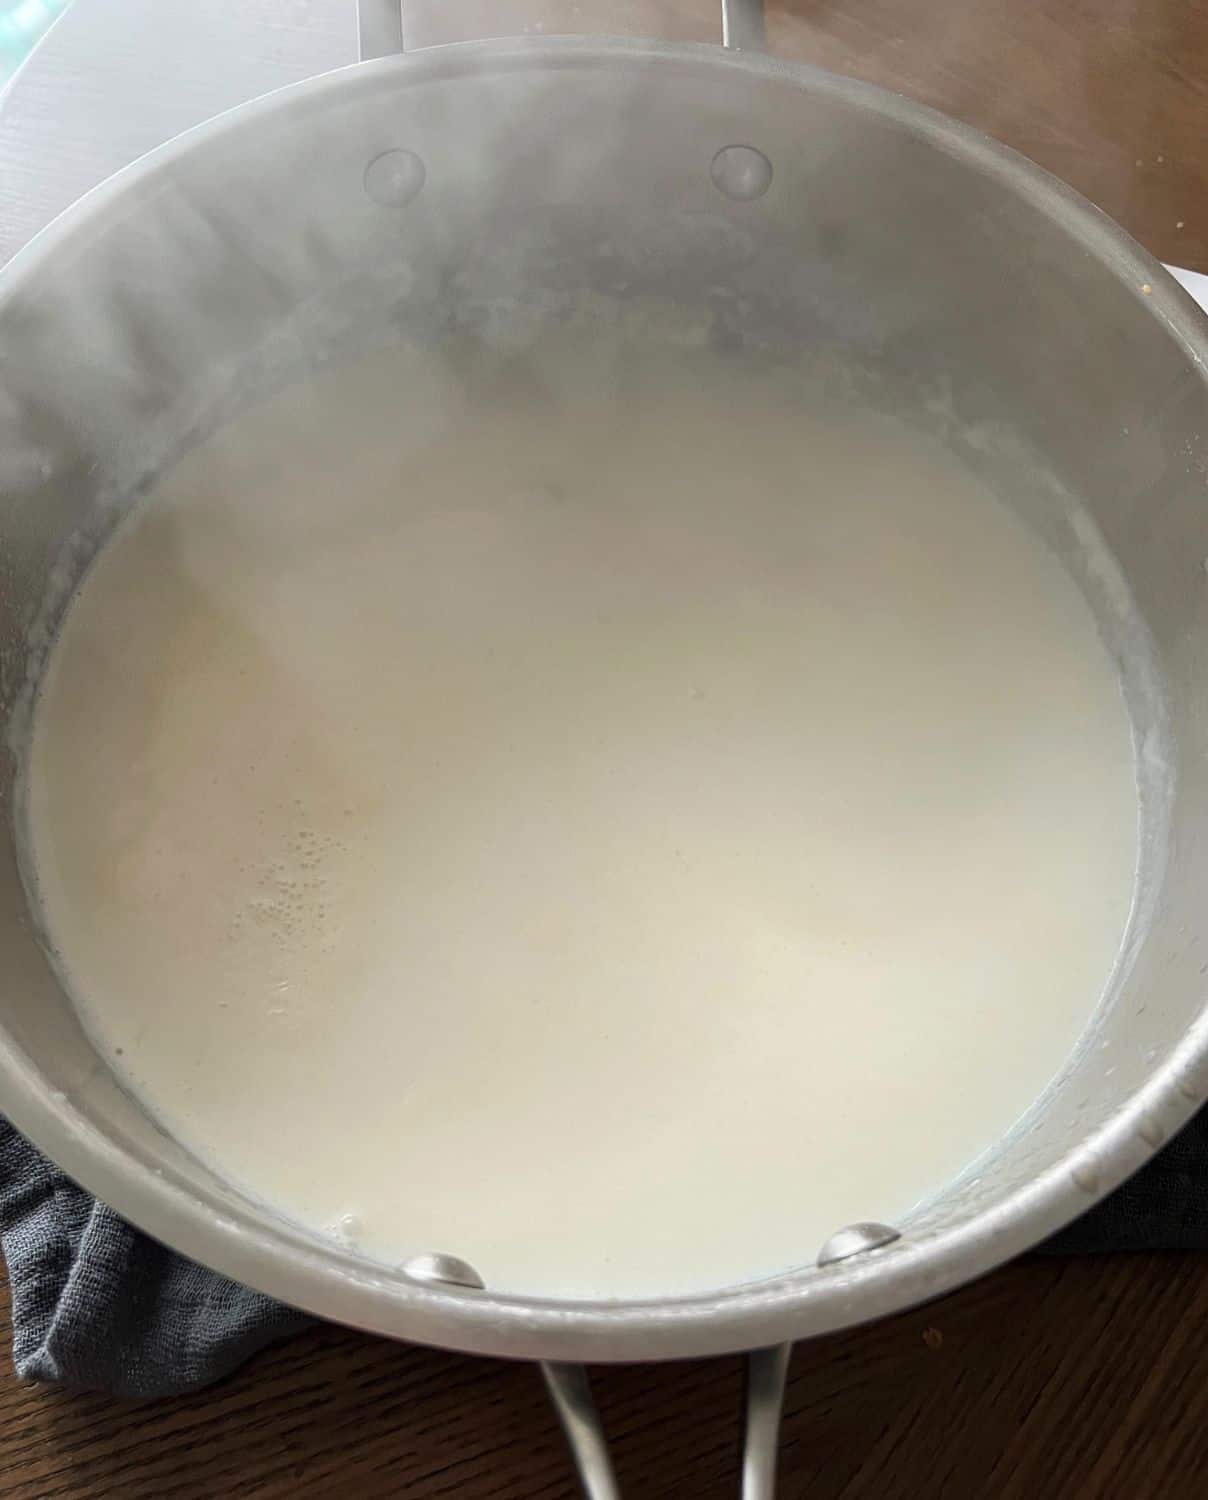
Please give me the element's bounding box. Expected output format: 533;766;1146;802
722;0;767;52
401;1251;485;1289
711;144;773;201
357;0;405;61
816;1222;902;1267
541;1362;622;1500
364;148;426;207
742;1343;792;1500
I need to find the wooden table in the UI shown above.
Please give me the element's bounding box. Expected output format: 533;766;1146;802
4;1252;1208;1497
2;3;1208;1496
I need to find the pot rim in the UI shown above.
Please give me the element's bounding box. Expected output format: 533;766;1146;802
3;35;1208;1363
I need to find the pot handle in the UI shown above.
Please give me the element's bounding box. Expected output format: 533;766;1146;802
542;1343;792;1500
356;0;766;60
351;0;780;1491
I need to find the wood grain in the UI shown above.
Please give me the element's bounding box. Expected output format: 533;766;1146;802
404;0;1208;273
767;0;1208;275
4;1252;1208;1498
4;1;1208;1496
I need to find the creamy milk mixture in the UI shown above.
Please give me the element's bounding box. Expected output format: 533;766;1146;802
25;336;1138;1299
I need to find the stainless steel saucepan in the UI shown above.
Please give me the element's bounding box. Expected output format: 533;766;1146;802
2;2;1207;1493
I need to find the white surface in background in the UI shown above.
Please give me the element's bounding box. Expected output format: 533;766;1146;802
1168;265;1208;312
0;0;356;266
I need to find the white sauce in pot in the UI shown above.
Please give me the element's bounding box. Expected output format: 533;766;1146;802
24;336;1138;1299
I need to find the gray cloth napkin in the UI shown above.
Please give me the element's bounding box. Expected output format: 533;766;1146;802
0;1116;308;1397
3;1105;1207;1398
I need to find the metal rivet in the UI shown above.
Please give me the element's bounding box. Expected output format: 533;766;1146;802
364;148;427;207
711;144;773;202
816;1221;901;1267
1072;1160;1101;1193
402;1251;485;1289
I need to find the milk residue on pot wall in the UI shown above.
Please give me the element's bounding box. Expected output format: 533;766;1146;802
22;330;1139;1300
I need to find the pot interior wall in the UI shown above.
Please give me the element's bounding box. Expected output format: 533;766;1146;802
2;46;1207;1329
